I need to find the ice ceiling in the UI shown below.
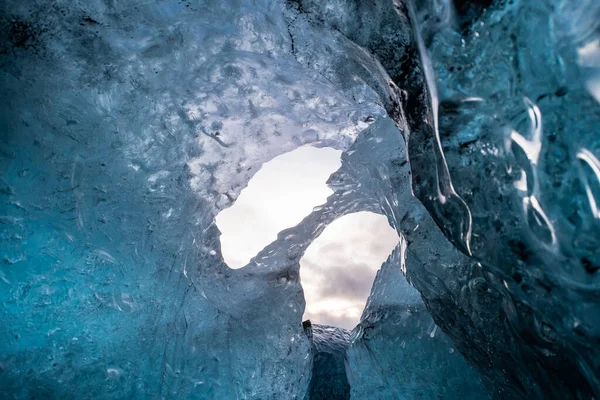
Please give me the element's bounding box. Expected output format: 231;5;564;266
1;0;599;399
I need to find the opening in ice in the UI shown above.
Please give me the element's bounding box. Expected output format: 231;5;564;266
215;145;342;269
300;212;400;330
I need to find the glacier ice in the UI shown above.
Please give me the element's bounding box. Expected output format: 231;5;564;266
303;322;351;400
348;245;488;399
398;0;600;397
1;0;599;399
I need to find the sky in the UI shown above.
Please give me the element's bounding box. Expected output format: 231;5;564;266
300;212;399;329
215;146;399;329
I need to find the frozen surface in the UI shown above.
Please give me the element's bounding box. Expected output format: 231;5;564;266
303;322;351;400
397;0;600;397
348;245;488;399
1;0;599;399
0;0;379;397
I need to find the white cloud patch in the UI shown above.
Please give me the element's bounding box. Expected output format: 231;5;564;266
216;146;342;269
300;212;399;329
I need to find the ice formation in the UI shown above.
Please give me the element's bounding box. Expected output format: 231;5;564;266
303;322;351;400
348;245;488;399
1;0;599;399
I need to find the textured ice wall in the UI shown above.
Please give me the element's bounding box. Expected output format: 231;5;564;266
282;116;490;399
347;245;488;400
400;0;600;398
2;0;598;398
0;0;385;398
303;323;351;400
291;0;600;397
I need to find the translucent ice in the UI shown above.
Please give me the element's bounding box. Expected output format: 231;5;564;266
395;0;600;397
0;0;369;397
304;322;351;400
1;0;599;399
348;246;488;400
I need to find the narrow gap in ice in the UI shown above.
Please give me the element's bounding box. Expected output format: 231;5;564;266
300;212;400;330
215;145;342;269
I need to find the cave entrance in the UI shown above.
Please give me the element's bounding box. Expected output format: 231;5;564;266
215;145;400;330
300;212;399;329
216;145;342;269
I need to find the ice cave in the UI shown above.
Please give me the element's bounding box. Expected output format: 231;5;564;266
1;0;599;399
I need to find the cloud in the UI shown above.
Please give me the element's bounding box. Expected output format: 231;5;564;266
300;211;399;328
216;146;342;268
303;309;359;330
315;241;348;258
316;263;375;300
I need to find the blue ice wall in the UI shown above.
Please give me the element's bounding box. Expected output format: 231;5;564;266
304;323;351;400
1;0;599;399
347;245;489;399
400;0;600;397
291;0;600;397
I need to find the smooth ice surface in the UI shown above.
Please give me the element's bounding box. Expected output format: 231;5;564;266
216;146;341;269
